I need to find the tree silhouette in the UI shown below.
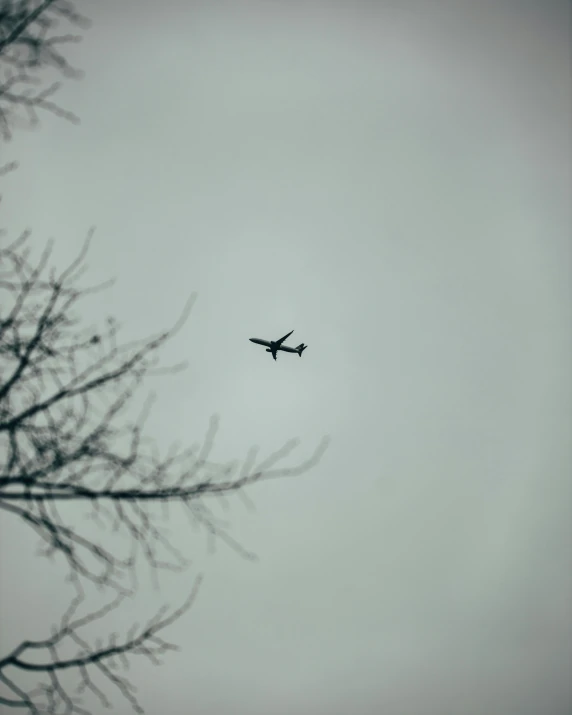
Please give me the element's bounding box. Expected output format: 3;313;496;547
0;4;329;710
0;0;89;141
0;231;330;712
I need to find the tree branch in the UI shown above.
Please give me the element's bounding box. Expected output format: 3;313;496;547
0;572;203;714
0;229;330;713
0;0;90;140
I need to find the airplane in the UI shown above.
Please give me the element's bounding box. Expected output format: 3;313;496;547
249;330;307;361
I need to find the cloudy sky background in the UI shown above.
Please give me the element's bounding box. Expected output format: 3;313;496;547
1;1;570;713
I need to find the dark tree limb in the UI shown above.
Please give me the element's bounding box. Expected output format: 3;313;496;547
0;0;90;141
0;230;329;588
0;229;330;712
0;571;204;714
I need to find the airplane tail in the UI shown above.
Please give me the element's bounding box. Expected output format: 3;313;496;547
296;343;307;357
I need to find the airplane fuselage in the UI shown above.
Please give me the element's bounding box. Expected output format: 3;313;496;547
249;338;299;354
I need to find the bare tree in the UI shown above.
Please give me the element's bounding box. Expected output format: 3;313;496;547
0;5;329;711
0;231;330;713
0;0;90;141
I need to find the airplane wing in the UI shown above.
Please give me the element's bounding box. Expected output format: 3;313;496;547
275;330;293;345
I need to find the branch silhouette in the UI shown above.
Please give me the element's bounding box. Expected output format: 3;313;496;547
0;0;90;141
0;230;330;712
0;572;204;714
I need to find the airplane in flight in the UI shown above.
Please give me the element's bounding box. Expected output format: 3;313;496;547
249;330;307;361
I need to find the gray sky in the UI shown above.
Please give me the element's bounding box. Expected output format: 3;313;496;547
1;1;571;713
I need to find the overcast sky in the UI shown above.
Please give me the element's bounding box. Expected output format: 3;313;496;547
1;1;571;714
